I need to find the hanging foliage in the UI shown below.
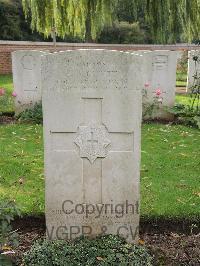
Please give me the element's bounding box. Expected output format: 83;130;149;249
144;0;200;43
22;0;200;43
22;0;115;41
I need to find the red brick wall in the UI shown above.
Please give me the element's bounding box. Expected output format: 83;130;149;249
0;41;199;74
0;51;12;74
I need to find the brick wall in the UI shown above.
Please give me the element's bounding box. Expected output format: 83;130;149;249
0;41;199;74
0;51;12;74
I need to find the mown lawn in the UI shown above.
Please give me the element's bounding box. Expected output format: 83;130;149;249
0;124;44;214
141;123;200;219
0;74;13;92
0;74;14;113
176;70;187;87
175;94;191;105
0;123;199;219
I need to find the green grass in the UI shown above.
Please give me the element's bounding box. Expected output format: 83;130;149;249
176;80;187;87
176;71;187;87
0;74;13;92
175;94;191;105
141;123;200;219
0;123;199;219
0;74;14;113
0;124;44;214
175;94;199;109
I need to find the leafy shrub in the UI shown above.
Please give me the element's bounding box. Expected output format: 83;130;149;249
169;103;200;128
98;21;146;44
23;235;153;266
17;101;43;124
0;199;21;249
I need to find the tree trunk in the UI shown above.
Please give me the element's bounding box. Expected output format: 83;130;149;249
85;0;94;43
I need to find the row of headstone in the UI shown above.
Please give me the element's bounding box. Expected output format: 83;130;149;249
12;50;179;119
12;48;199;243
12;49;200;116
11;49;200;243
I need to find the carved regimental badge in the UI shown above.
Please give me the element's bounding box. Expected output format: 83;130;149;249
74;124;111;163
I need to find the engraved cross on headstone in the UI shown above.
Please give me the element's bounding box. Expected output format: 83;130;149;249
87;128;98;150
51;96;134;204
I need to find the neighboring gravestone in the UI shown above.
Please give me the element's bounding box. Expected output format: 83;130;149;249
130;50;152;88
130;50;178;119
187;50;200;90
12;50;48;114
151;50;178;118
42;49;143;243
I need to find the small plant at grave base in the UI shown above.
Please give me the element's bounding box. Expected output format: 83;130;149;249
142;83;164;120
23;235;153;266
0;199;21;251
169;51;200;128
17;101;43;124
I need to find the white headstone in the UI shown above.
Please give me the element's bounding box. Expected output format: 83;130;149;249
130;50;178;119
187;50;200;90
12;50;48;114
42;50;143;243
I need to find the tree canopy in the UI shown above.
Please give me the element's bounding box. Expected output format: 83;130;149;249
145;0;200;43
22;0;115;41
22;0;200;43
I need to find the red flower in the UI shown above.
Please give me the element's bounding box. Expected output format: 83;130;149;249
155;88;162;96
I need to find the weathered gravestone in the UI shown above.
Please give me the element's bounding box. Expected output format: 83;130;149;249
187;50;200;90
130;50;178;119
12;50;48;114
42;50;144;243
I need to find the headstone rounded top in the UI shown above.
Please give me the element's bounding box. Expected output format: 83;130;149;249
43;49;143;59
